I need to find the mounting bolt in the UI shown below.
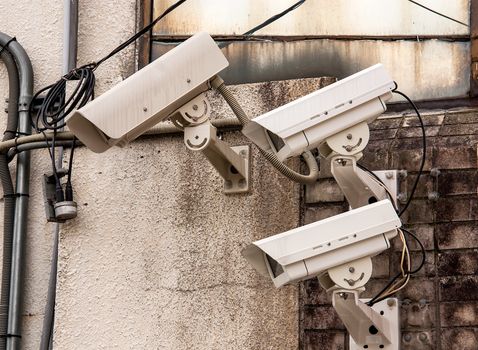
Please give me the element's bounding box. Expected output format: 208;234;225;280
192;104;198;111
338;292;348;300
143;107;148;112
403;334;412;342
239;150;247;158
238;179;247;188
387;299;396;307
398;170;408;179
186;78;191;83
397;193;407;202
349;267;355;273
346;133;352;140
385;171;394;179
224;180;232;189
430;168;441;177
419;333;428;342
428;191;439;201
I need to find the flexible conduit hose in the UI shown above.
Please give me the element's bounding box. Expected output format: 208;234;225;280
0;46;19;350
211;76;319;184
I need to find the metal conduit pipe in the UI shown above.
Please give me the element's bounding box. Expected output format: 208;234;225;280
0;46;20;350
40;1;78;348
210;76;320;184
7;141;76;164
0;132;75;153
0;118;240;152
0;33;34;350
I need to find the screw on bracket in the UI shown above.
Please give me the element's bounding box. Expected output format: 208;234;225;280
344;272;365;286
430;168;441;177
427;191;439;201
398;170;408;179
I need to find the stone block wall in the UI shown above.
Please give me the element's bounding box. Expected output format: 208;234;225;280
300;109;478;350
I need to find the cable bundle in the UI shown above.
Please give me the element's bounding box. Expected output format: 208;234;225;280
364;85;427;306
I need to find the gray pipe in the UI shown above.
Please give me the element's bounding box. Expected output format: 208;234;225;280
7;141;76;163
0;46;20;350
0;33;33;350
40;1;78;348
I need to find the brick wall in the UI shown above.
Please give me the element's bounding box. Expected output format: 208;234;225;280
300;109;478;350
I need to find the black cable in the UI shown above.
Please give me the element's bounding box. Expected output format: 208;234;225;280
408;0;469;27
65;138;76;201
29;0;187;133
218;0;306;49
367;227;412;306
367;226;426;306
95;0;187;67
401;227;425;274
392;86;426;217
67;137;76;184
28;0;187;206
356;163;398;211
367;271;402;306
366;86;426;305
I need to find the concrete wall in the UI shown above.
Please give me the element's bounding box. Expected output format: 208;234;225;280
152;0;472;101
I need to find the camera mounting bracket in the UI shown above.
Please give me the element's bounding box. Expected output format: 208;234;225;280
330;155;392;209
173;94;250;194
332;290;400;350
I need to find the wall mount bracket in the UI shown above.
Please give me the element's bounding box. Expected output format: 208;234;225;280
172;93;251;194
332;290;400;350
184;122;250;194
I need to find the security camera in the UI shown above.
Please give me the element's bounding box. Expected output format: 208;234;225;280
66;32;229;153
241;64;395;161
242;199;400;288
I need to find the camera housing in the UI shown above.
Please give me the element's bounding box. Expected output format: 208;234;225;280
66;32;229;153
241;64;395;161
242;200;400;288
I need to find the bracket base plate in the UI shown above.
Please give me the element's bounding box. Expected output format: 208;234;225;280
224;145;250;194
372;170;399;207
349;298;400;350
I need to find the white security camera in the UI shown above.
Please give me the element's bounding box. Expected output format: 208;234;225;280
241;64;395;161
242;200;400;288
66;32;229;153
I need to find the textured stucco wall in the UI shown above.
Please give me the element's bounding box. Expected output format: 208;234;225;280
0;1;137;348
53;77;334;349
0;1;331;348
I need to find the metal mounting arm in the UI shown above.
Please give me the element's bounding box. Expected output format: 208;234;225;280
315;122;401;349
331;155;389;209
318;122;394;209
170;93;250;194
184;121;250;193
